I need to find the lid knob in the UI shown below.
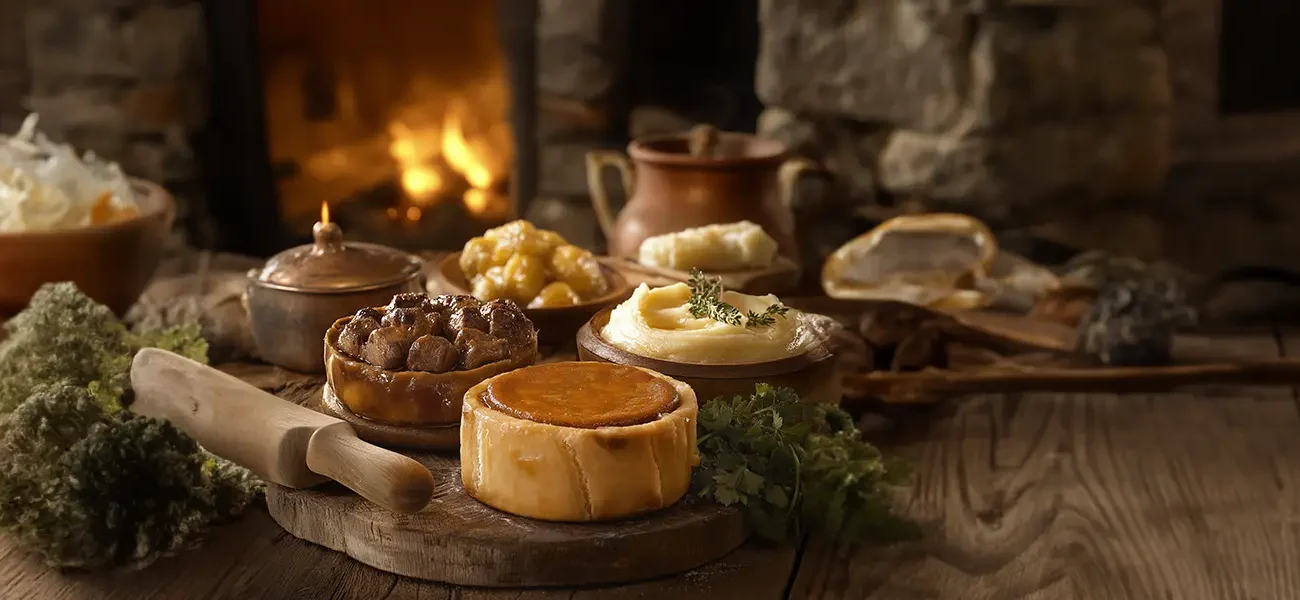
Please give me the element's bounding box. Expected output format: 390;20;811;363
312;220;344;253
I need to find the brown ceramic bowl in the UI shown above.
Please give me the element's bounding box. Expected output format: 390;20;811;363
324;311;539;427
576;307;840;405
436;252;633;345
0;179;174;317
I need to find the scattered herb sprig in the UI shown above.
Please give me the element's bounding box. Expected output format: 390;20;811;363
686;268;790;328
694;384;918;548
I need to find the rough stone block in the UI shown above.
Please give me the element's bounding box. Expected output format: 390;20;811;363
878;113;1171;224
756;0;968;132
25;8;133;85
537;0;624;103
756;0;1170;132
124;5;205;81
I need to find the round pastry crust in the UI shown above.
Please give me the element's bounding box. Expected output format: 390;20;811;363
461;363;699;522
325;312;538;426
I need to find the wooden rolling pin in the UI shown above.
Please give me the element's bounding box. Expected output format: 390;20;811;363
129;348;435;514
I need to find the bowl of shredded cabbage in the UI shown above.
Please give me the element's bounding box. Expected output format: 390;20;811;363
0;114;175;316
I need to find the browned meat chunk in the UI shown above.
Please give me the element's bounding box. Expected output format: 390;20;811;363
428;294;480;313
386;292;431;312
336;315;381;358
448;305;490;334
480;299;533;339
360;326;416;369
425;310;450;338
354;307;384;323
382;307;434;338
406;334;459;373
455;328;509;370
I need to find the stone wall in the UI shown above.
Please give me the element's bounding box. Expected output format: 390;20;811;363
755;0;1172;226
11;0;212;247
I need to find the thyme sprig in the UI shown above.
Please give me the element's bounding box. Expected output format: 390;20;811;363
686;268;790;328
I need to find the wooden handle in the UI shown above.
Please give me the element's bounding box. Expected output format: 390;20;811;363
777;156;820;209
585;149;634;243
130;347;335;488
306;422;436;514
846;360;1300;403
130;349;435;513
687;124;720;157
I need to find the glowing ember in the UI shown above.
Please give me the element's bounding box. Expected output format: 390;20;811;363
406;206;423;221
401;167;442;200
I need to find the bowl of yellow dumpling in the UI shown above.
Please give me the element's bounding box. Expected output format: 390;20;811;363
436;219;632;344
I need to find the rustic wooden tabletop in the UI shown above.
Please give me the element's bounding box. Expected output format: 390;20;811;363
4;252;1300;599
4;327;1298;599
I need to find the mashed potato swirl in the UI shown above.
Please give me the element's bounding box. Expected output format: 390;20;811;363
600;282;813;364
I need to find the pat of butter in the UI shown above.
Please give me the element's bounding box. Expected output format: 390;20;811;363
638;221;778;271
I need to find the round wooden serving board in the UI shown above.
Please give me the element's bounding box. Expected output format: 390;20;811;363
265;388;748;588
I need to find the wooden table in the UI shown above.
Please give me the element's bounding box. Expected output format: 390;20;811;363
4;254;1300;599
4;329;1299;599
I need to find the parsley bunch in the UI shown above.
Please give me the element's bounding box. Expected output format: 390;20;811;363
686;269;789;328
694;384;918;546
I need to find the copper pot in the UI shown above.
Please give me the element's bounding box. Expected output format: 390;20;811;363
0;179;174;317
245;216;425;373
585;126;819;261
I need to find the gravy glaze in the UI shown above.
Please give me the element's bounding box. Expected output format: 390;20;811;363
483;362;679;428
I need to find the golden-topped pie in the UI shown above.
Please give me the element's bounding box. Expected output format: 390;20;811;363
461;362;699;522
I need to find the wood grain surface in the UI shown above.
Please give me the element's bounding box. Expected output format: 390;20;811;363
4;259;1300;599
791;327;1300;600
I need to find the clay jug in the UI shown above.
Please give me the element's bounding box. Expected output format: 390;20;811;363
585;126;819;261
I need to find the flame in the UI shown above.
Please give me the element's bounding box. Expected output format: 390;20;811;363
441;105;495;190
320;202;330;224
385;82;512;221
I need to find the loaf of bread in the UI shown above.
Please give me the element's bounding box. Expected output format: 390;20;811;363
460;362;699;522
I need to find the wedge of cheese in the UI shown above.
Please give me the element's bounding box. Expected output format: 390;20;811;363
461;362;699;522
638;220;779;271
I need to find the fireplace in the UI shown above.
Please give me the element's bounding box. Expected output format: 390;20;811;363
201;0;538;256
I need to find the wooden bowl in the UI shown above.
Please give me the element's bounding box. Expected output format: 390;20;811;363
576;307;840;404
0;179;175;317
609;255;802;296
324;313;538;438
436;252;633;345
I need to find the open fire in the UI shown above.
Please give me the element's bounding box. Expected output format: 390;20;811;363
385;80;512;222
258;0;513;242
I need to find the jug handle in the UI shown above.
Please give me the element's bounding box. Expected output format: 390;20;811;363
777;157;823;209
585;150;635;242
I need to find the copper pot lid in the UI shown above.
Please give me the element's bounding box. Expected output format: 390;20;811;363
252;205;424;293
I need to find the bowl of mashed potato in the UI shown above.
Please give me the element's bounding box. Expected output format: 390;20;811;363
576;280;840;404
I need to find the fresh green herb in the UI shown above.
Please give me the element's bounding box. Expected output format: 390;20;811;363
0;282;262;570
686;268;789;329
694;383;919;547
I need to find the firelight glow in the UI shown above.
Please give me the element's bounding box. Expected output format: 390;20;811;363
384;90;511;221
320;202;330;225
441;105;495;190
